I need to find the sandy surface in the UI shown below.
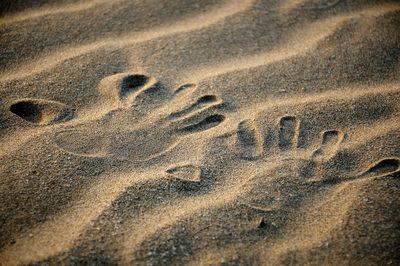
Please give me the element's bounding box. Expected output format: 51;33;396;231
0;0;399;265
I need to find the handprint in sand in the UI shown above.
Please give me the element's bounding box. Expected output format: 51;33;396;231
54;72;226;161
0;72;227;265
234;114;399;213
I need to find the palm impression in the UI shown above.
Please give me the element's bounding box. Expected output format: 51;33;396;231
53;72;226;161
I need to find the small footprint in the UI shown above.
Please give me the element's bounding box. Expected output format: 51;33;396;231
9;98;73;125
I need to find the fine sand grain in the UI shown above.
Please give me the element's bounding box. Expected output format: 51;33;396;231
0;0;399;265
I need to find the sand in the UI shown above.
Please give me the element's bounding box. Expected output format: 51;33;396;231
0;0;399;265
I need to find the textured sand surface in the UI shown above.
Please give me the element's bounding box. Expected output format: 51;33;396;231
0;0;399;265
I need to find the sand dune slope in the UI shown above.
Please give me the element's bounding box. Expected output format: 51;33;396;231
0;0;399;265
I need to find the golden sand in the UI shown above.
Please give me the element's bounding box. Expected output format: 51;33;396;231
0;0;399;265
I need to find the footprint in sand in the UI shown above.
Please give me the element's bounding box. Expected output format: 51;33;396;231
54;72;226;161
235;115;400;212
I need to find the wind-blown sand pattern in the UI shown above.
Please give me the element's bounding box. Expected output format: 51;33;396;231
0;0;399;265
